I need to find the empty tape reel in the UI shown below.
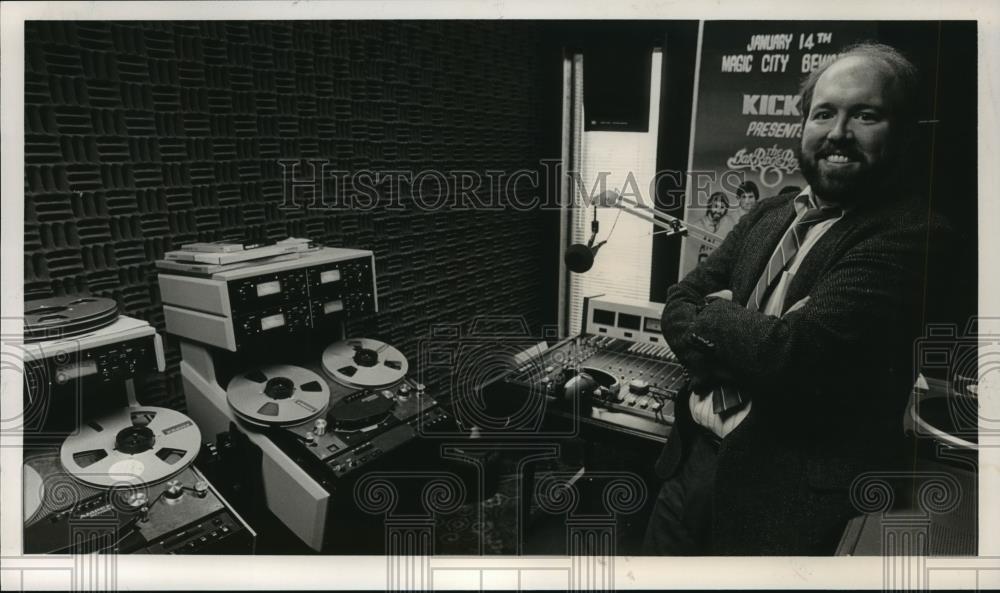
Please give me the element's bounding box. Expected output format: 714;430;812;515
24;295;119;343
322;338;409;389
228;364;330;427
59;407;201;489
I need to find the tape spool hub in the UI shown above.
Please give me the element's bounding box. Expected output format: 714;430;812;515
115;425;156;454
264;377;295;399
322;338;409;390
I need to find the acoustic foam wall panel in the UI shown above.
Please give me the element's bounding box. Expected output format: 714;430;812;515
24;21;551;409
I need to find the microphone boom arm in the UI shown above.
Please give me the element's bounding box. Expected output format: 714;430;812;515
565;190;725;274
612;195;721;246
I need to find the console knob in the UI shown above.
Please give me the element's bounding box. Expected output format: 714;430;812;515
415;383;426;395
194;480;209;498
628;379;650;396
398;384;411;395
314;418;327;436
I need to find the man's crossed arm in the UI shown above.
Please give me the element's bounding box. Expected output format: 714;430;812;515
661;204;929;407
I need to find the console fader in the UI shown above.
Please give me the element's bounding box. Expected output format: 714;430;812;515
489;297;688;442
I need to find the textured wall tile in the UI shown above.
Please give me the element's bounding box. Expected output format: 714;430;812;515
24;21;548;408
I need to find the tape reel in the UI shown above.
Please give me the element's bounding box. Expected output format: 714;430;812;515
322;338;409;390
59;407;201;489
23;464;44;523
227;364;330;427
24;295;120;343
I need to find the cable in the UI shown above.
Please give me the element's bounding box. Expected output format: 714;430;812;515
601;203;625;244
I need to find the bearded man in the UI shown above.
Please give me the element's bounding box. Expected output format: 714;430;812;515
644;42;950;555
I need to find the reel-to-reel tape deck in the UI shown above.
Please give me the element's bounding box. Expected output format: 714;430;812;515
224;338;448;481
159;248;451;552
24;444;252;555
20;294;255;554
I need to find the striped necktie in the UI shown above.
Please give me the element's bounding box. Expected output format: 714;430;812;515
712;204;842;414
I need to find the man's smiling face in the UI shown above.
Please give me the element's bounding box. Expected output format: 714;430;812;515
799;55;898;205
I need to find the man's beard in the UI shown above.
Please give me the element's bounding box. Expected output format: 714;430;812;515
797;142;900;207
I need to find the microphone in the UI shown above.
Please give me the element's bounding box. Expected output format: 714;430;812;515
565;228;608;273
565;190;620;274
565;242;601;273
564;189;699;274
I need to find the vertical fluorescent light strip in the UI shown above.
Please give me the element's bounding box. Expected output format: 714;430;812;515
678;21;705;281
565;53;586;335
557;55;573;337
566;49;663;336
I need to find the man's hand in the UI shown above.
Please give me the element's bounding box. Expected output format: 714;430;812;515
784;296;810;314
682;288;736;388
689;390;752;439
689;290;746;438
706;289;733;302
687;293;808;438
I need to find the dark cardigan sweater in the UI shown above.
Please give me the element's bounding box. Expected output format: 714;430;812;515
656;190;951;554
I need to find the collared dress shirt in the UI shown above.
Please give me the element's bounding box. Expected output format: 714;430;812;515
691;187;845;437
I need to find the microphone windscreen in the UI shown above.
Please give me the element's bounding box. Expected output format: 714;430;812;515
565;243;595;273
